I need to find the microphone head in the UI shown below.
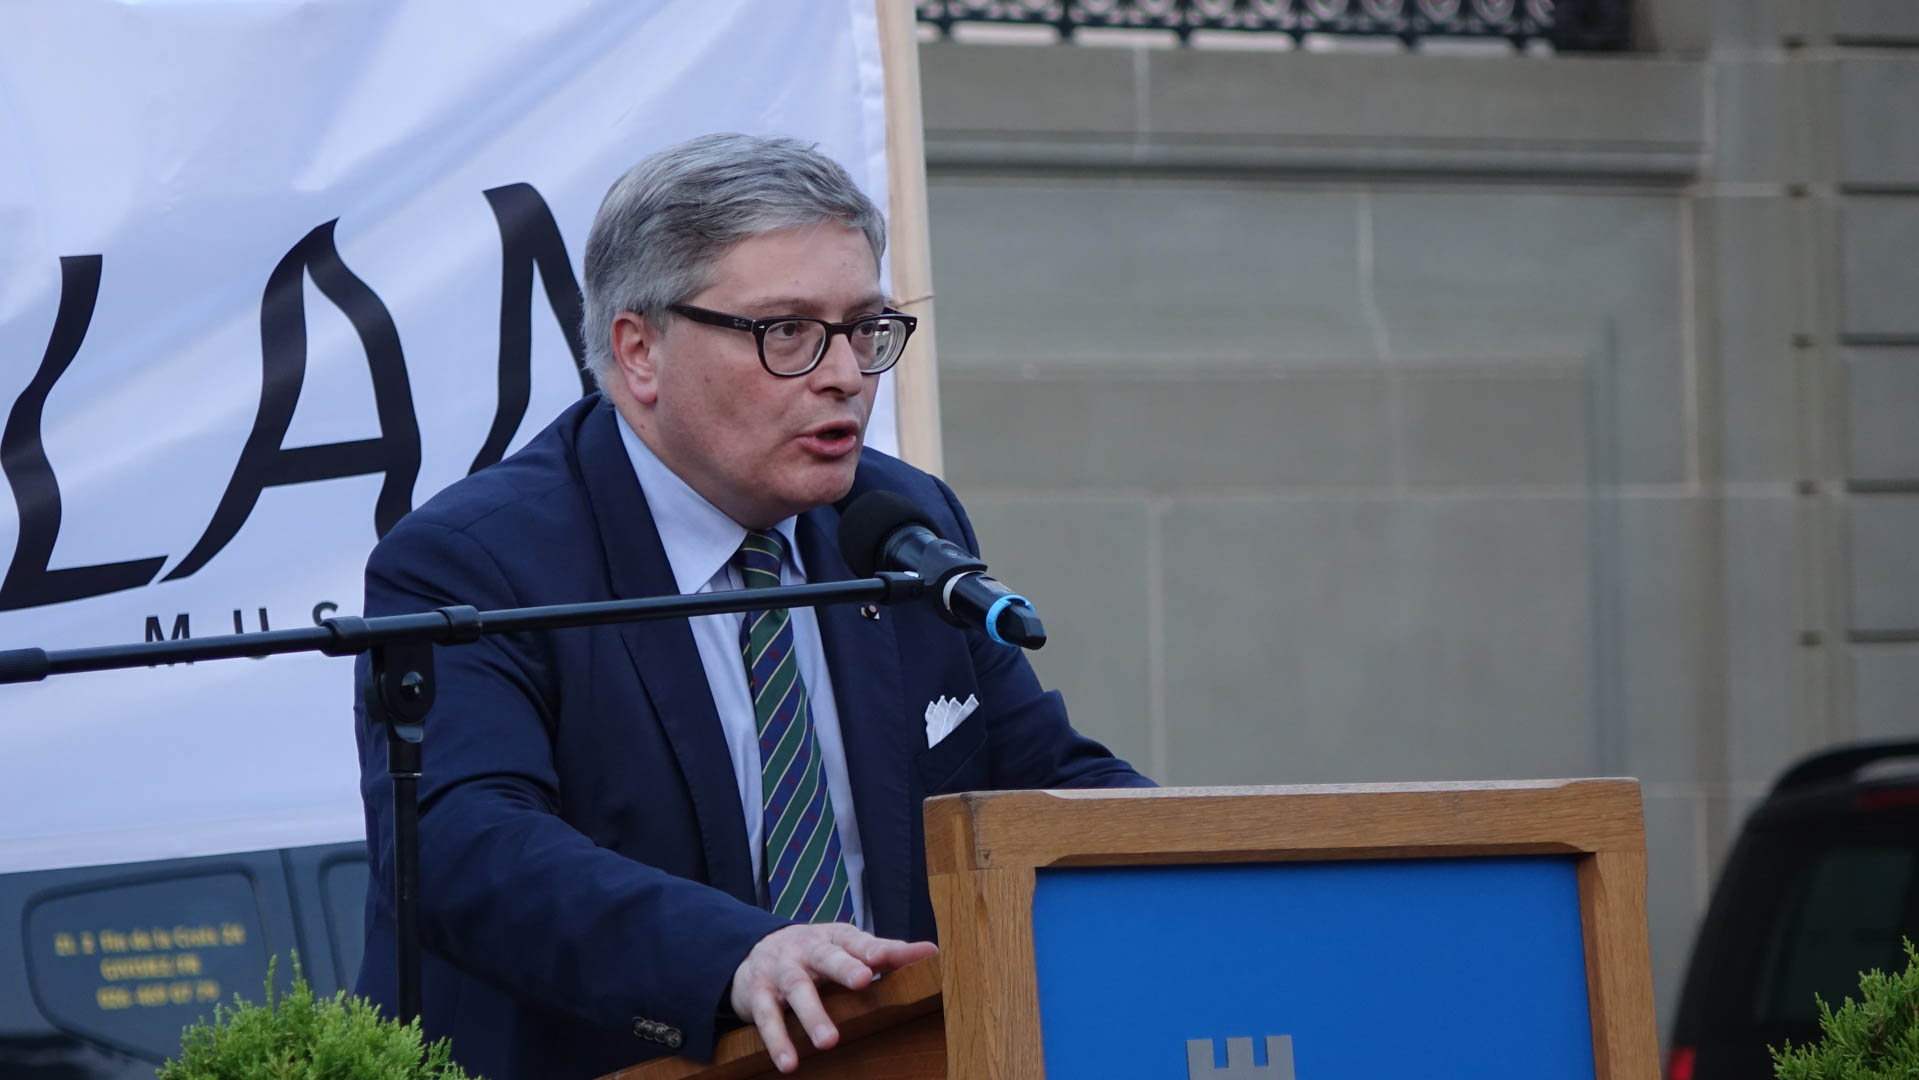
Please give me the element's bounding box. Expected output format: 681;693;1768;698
837;490;937;577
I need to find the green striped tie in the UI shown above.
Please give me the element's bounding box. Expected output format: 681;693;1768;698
736;530;855;923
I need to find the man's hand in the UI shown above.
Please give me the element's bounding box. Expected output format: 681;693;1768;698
729;923;938;1073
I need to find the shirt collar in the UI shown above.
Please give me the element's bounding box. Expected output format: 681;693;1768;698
615;411;804;593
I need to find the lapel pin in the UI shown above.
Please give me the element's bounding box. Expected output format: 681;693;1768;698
859;604;881;621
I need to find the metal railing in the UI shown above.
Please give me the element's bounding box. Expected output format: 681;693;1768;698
917;0;1631;52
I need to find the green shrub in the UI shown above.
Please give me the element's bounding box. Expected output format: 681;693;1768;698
158;955;478;1080
1772;939;1919;1080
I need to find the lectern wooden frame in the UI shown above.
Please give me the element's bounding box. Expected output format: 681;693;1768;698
612;779;1658;1080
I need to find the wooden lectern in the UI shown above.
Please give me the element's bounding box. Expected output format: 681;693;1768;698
608;780;1657;1080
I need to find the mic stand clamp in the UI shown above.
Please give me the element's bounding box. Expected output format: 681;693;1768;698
871;570;925;603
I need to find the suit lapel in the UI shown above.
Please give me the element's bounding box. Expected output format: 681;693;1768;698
575;401;757;906
796;504;912;940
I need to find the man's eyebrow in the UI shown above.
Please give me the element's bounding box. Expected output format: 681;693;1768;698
737;294;891;316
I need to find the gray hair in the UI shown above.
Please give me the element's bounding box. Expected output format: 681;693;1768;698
581;132;887;389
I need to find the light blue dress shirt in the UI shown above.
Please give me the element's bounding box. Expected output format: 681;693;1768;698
615;415;869;930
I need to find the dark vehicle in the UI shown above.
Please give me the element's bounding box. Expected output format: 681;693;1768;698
1666;740;1919;1080
0;842;367;1079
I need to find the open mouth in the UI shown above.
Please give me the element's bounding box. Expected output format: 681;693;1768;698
802;423;862;455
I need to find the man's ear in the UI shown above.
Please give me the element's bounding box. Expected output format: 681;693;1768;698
611;310;662;406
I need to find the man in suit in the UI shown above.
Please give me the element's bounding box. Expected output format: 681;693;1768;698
353;133;1150;1079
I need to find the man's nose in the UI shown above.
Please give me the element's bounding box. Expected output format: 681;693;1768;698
809;330;867;393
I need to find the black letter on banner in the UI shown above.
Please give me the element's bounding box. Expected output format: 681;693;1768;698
145;614;191;643
0;256;169;611
166;220;421;581
470;183;591;475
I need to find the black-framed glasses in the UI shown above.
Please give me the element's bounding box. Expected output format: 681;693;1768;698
667;303;918;377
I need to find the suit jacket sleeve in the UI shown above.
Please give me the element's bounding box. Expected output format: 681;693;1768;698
356;518;789;1059
928;473;1156;792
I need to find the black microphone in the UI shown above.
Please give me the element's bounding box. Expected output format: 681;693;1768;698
837;491;1046;650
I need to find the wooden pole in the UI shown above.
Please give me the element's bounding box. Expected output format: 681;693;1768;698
874;0;944;475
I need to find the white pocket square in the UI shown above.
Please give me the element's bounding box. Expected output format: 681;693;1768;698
924;694;979;748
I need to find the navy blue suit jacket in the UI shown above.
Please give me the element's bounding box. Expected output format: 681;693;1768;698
352;395;1150;1079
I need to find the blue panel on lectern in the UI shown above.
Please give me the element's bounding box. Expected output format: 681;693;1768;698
1030;857;1594;1080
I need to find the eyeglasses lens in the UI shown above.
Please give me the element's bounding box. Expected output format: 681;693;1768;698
762;320;826;375
851;318;908;373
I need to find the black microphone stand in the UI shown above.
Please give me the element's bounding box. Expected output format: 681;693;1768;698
0;572;926;1026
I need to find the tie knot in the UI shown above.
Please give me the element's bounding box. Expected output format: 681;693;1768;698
735;530;785;589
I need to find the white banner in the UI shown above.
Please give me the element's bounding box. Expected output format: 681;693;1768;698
0;0;896;874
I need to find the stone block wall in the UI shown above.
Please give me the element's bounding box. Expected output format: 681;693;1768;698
915;0;1919;1039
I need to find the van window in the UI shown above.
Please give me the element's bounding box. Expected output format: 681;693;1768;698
1751;845;1919;1025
